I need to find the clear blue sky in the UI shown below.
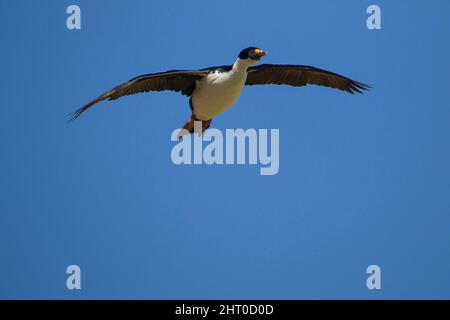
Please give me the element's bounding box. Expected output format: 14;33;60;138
1;0;450;299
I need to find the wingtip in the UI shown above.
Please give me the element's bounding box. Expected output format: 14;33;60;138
350;81;372;94
359;81;372;89
65;108;83;124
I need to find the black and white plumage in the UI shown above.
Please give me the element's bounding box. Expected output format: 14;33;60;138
70;47;370;135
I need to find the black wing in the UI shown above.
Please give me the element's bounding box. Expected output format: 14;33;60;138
69;69;209;122
246;64;370;94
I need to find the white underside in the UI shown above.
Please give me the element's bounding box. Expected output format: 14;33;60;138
191;58;257;121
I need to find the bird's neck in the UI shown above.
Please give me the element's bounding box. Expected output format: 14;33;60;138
232;58;256;72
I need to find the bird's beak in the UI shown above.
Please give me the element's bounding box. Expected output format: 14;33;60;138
255;49;268;57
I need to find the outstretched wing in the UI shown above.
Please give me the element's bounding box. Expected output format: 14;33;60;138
246;64;370;94
69;69;209;122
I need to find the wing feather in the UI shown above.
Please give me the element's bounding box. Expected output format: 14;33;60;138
246;64;370;94
69;70;208;122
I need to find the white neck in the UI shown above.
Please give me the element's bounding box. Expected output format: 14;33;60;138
232;58;257;72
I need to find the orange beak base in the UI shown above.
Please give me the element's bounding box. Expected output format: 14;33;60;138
254;49;268;56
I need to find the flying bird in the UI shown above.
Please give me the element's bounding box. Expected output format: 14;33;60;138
70;47;369;137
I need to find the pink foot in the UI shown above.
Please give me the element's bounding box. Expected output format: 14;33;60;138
178;115;212;139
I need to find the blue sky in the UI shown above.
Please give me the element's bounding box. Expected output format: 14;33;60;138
1;0;450;299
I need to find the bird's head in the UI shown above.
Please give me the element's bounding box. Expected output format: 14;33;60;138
238;47;268;62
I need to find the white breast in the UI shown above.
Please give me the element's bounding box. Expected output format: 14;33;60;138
191;68;248;120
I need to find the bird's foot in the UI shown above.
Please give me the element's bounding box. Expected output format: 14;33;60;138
178;115;212;139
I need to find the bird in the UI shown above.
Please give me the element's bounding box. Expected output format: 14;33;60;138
69;47;370;138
